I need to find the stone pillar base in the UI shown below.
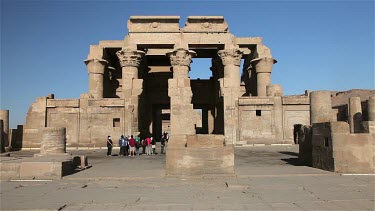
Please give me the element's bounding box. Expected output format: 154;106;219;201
166;135;234;176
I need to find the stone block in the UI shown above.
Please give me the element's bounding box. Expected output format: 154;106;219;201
177;78;190;88
0;162;20;180
87;98;124;107
131;88;143;96
362;121;375;133
167;135;187;148
19;159;74;180
238;97;274;105
186;135;225;148
132;79;143;89
182;16;228;33
331;133;375;173
266;84;283;97
168;78;178;88
122;78;133;89
123;89;132;98
128;16;180;33
330;122;349;134
46;99;79;108
168;88;179;97
166;146;234;175
87;45;104;59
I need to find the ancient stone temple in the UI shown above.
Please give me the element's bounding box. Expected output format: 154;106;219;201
21;16;312;174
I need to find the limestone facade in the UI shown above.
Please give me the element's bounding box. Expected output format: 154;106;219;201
21;16;311;149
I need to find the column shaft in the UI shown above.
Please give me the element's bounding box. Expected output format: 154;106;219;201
84;59;107;99
349;97;362;133
0;110;9;147
310;91;333;124
368;96;375;121
257;72;271;97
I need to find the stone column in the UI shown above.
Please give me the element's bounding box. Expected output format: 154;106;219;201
84;59;108;99
368;96;375;121
116;48;145;136
362;96;375;133
310;91;333;124
210;57;224;134
40;127;66;155
349;97;363;133
251;57;277;96
167;48;196;142
218;47;243;145
0;110;9;148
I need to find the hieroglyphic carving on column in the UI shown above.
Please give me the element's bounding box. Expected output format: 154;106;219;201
116;48;145;67
218;48;243;66
167;48;196;67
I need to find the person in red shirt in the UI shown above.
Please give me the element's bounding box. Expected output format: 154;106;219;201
128;135;136;156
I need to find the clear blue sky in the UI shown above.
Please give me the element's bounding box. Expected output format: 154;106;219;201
1;0;374;128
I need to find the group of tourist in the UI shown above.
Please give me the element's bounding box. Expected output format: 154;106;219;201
106;132;169;156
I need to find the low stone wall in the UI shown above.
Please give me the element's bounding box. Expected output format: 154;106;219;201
308;122;374;173
0;156;76;180
332;132;375;173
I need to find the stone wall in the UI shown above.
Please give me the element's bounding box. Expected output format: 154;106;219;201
238;96;309;145
23;98;127;148
311;122;374;173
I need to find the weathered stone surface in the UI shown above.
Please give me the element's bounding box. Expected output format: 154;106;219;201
266;84;283;97
128;16;180;33
166;145;234;175
368;96;375;121
298;125;312;166
0;110;9;149
1;156;76;180
40;127;67;155
348;97;363;133
310;91;334;124
182;16;229;33
186;135;225;148
46;99;79;108
362;121;375;133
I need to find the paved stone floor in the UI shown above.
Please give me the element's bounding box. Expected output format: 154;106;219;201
1;145;374;210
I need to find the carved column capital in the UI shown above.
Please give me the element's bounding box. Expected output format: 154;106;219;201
116;48;145;67
250;57;277;73
167;48;196;67
84;58;108;74
218;48;243;66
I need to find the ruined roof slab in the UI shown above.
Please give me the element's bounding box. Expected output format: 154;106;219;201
182;16;228;33
128;16;180;33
